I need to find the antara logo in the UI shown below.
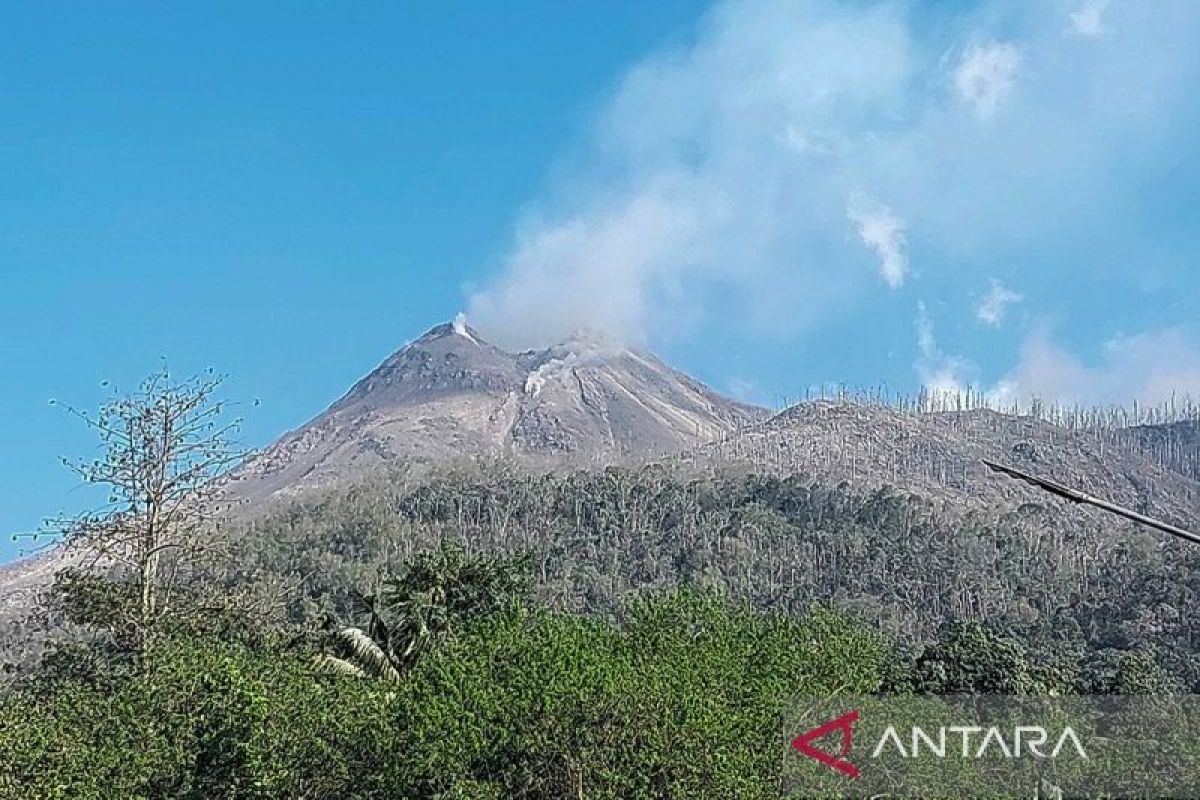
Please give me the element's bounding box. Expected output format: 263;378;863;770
791;709;861;779
792;708;1089;780
870;724;1088;760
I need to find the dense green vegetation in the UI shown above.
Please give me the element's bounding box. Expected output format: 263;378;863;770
1;541;1183;798
2;579;890;799
2;465;1194;797
232;463;1200;689
2;375;1195;797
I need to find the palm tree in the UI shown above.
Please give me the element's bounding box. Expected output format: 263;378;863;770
318;542;529;681
316;624;402;683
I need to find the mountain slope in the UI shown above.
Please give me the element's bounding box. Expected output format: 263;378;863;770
5;327;1200;674
692;401;1200;529
235;322;767;503
1124;420;1200;482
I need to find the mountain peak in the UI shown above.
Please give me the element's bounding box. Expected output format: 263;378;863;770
334;320;521;412
236;320;767;502
414;314;484;346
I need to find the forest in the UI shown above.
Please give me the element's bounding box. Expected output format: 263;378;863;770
0;374;1195;798
232;460;1200;690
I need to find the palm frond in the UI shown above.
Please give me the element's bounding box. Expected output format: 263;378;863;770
336;626;402;683
314;653;368;680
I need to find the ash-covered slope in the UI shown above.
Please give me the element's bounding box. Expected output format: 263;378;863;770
1123;420;1200;482
692;401;1200;528
236;322;766;502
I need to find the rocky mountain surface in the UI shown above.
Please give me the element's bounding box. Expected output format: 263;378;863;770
0;549;58;624
692;401;1200;530
232;321;767;504
1123;420;1200;482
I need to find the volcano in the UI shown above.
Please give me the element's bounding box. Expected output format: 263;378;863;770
234;321;767;503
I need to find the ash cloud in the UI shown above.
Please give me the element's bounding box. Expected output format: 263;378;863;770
466;0;1200;402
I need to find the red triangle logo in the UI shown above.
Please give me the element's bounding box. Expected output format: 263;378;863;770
791;708;861;779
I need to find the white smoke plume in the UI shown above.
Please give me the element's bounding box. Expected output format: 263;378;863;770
468;0;916;349
464;0;1200;403
451;311;477;343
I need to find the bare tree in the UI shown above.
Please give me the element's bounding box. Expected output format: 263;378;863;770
48;368;249;650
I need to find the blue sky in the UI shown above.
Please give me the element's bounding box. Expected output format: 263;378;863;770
2;0;1199;562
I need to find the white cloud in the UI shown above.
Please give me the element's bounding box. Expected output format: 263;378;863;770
976;279;1023;326
916;302;972;394
1069;0;1109;37
848;195;908;288
465;0;1200;409
989;326;1200;407
954;42;1021;119
468;0;917;348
